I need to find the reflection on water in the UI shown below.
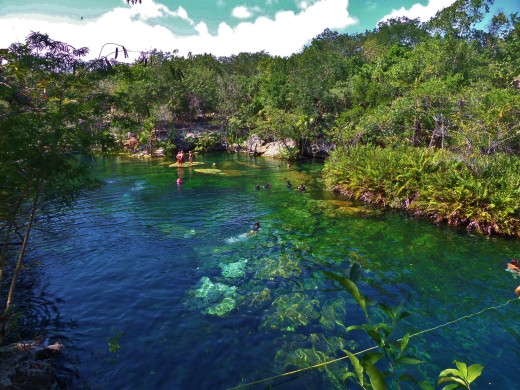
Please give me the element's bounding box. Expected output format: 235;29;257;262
26;154;520;389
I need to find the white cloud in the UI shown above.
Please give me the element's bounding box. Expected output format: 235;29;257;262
378;0;457;24
232;6;252;19
0;0;356;60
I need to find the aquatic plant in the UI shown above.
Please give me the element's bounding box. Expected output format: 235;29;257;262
260;293;320;332
253;254;302;280
277;207;317;234
246;288;272;308
276;347;344;387
319;298;349;331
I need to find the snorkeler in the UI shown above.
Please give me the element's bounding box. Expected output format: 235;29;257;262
264;182;271;189
285;180;292;188
298;183;306;192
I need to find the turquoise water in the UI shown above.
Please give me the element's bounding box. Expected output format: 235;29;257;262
28;153;520;389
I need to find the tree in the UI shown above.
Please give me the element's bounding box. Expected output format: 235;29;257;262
0;33;107;333
427;0;494;39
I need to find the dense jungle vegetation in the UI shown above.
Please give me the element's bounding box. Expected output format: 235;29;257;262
1;0;520;336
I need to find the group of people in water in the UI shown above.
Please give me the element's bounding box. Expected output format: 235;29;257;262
255;179;306;192
505;259;520;296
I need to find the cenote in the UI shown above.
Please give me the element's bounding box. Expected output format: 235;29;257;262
27;153;520;389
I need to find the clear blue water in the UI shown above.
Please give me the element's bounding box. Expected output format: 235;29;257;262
27;153;520;389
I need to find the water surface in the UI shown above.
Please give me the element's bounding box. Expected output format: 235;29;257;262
29;153;520;389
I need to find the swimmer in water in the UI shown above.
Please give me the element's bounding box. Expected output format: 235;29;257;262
250;222;260;235
507;259;520;274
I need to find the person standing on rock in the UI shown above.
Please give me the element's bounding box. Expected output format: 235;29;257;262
176;150;184;166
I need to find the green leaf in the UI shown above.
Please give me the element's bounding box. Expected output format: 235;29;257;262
454;361;468;378
344;349;364;386
439;368;463;378
417;380;436;390
378;303;395;320
440;384;462;390
395;356;425;365
438;376;468;388
466;364;484;383
377;323;391;337
397;311;410;321
365;362;388;390
323;271;367;317
361;351;384;365
399;333;410;352
342;371;357;382
346;325;365;332
367;329;383;345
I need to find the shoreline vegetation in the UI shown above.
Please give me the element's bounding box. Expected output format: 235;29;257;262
323;145;520;237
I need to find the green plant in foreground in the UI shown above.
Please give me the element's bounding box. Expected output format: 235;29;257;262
438;361;484;390
325;264;484;389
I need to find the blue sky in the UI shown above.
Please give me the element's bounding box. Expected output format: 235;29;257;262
0;0;518;60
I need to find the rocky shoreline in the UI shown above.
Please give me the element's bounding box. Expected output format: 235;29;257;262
0;340;65;389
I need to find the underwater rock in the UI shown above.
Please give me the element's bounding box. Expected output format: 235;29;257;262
188;277;238;316
219;259;247;278
205;297;236;316
194;168;225;175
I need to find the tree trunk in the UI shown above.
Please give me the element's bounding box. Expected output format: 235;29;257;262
5;192;39;314
0;188;29;296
